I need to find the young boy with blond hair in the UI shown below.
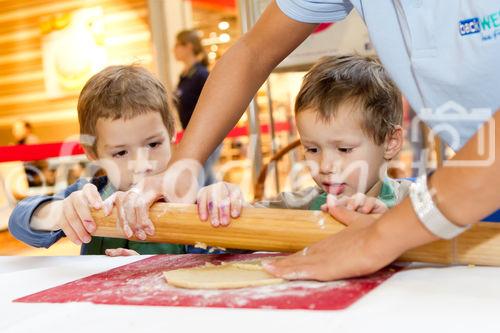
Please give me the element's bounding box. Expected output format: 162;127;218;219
9;65;185;255
197;55;412;225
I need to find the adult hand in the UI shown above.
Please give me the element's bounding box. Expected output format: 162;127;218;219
262;206;395;281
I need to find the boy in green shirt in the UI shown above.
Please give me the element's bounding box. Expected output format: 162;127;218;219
196;55;412;226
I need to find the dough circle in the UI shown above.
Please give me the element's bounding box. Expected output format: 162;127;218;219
163;260;284;289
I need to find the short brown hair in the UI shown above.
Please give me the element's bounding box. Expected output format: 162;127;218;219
295;55;402;145
77;65;176;153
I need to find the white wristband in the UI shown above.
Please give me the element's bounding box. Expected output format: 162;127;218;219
409;174;469;240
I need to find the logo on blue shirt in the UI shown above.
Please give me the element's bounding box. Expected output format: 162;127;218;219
459;18;481;36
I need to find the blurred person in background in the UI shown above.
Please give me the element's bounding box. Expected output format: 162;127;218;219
174;29;221;186
10;120;54;189
12;120;39;145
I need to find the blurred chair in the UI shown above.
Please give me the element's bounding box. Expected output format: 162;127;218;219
254;139;301;201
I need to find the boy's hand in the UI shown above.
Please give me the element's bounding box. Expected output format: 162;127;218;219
321;193;388;215
196;182;243;227
103;190;155;241
105;248;139;257
58;183;104;245
102;162;202;240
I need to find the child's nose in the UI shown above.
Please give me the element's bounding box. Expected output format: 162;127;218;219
320;154;340;175
319;151;331;173
130;148;153;174
320;159;332;174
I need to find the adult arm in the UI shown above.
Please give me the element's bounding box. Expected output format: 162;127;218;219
264;110;500;281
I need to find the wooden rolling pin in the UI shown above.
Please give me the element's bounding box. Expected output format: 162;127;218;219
92;203;500;266
93;203;343;253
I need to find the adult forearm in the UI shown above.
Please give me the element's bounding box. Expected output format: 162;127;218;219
372;111;500;256
174;38;272;163
429;110;499;226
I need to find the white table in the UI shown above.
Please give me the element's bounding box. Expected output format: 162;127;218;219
1;256;499;333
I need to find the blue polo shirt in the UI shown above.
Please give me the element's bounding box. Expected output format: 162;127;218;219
276;0;500;151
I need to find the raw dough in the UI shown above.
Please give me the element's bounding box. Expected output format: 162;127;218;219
163;260;285;289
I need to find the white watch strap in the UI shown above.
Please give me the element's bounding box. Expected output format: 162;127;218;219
409;175;469;240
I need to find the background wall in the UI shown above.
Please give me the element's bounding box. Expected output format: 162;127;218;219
0;0;154;145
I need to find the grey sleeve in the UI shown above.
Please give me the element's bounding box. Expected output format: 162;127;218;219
276;0;353;23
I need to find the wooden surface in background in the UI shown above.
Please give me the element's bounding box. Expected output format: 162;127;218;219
0;0;154;144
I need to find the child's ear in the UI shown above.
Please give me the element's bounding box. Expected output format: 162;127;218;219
171;132;177;144
384;126;403;160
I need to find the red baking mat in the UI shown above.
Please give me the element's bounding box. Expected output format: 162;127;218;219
14;253;398;310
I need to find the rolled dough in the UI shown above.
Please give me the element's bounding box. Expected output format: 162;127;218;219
163;260;285;289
